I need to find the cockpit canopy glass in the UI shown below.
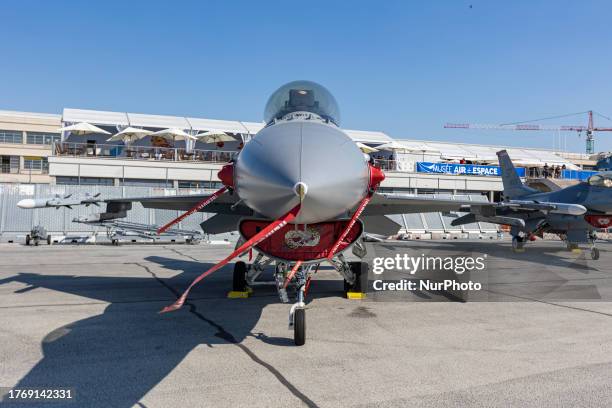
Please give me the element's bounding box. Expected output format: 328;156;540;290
588;172;612;188
264;80;340;126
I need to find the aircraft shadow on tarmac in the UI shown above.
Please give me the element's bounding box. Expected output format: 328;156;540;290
1;256;341;408
375;240;603;272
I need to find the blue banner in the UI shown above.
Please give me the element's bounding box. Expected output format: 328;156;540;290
561;169;596;181
416;162;526;177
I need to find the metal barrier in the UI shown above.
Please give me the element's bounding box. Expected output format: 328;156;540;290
52;141;237;163
0;184;219;238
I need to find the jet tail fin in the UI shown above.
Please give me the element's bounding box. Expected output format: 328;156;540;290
497;150;536;199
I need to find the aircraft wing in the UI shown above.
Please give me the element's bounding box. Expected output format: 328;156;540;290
18;191;253;223
363;193;478;216
365;193;587;217
105;192;250;215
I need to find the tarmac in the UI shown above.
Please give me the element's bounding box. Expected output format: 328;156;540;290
0;240;611;407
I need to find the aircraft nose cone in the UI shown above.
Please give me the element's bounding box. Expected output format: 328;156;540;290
234;120;369;224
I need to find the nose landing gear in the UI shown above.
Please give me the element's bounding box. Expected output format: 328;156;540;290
277;262;312;346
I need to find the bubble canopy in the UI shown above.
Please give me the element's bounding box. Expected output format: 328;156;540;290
264;80;341;126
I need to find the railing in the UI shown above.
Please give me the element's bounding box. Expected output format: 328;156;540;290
372;159;401;171
52;141;237;163
524;167;592;180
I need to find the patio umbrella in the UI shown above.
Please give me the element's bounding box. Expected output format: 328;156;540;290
194;130;235;144
151;128;196;145
107;127;153;144
57;122;111;135
356;142;379;153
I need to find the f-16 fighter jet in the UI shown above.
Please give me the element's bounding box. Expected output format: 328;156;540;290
20;81;609;344
446;150;612;259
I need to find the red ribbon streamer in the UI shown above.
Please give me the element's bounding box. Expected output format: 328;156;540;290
157;186;227;235
160;203;301;313
283;260;303;289
326;192;373;260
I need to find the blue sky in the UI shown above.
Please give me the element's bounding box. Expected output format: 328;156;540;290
2;0;612;152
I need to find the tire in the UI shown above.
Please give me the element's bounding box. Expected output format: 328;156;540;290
347;262;369;293
47;235;52;245
343;279;350;293
25;235;30;246
233;261;248;292
591;247;600;260
512;236;524;250
294;308;306;346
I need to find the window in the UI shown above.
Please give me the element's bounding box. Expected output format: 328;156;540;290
0;130;22;144
121;179;171;187
56;176;114;185
23;156;48;172
178;181;223;189
26;132;61;145
0;155;19;174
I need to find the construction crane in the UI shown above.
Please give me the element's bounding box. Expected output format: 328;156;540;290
444;110;612;154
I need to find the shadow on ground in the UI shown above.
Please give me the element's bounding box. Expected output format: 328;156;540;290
1;255;337;407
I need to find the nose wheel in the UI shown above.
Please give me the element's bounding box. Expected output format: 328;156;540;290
290;306;306;346
512;236;525;252
232;261;248;291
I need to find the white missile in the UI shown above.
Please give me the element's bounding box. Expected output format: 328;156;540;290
17;198;51;209
17;193;101;209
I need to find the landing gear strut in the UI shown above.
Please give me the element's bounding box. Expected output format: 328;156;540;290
589;232;600;260
343;261;369;294
284;263;309;346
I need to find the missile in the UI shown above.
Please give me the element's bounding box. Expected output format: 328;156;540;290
548;203;587;216
16;198;76;209
508;200;587;216
17;193;103;209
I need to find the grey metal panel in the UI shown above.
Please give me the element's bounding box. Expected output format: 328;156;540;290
438;193;462;231
403;213;425;230
3;185;33;231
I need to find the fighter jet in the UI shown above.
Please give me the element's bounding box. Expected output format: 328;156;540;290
375;150;612;259
443;150;612;259
19;81;395;345
19;81;607;344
